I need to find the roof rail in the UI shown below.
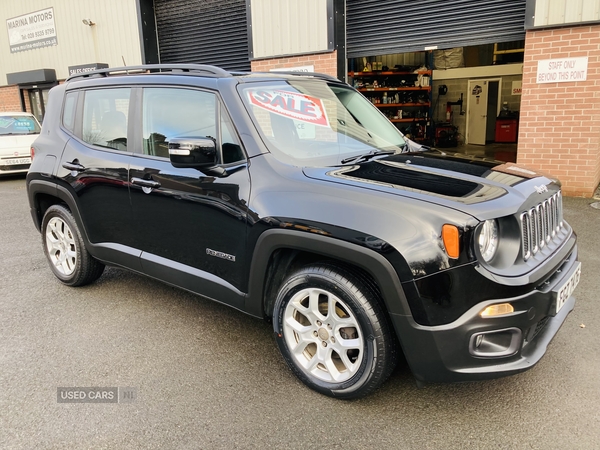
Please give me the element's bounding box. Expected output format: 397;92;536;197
66;64;231;81
252;71;341;83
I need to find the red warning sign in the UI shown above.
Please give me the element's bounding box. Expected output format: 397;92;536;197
247;89;330;127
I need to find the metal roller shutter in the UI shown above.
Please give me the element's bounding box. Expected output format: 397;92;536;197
347;0;526;58
155;0;250;71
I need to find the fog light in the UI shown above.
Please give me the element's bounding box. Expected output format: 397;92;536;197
480;303;514;317
469;328;522;357
475;334;484;348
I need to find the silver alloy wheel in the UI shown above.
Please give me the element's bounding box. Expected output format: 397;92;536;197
45;216;78;276
282;287;364;383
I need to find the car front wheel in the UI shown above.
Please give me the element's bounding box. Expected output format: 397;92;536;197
273;263;398;399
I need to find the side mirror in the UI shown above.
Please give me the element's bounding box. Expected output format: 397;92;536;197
168;137;217;169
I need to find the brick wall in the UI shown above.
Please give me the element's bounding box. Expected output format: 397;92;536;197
0;85;22;112
251;51;338;78
518;25;600;197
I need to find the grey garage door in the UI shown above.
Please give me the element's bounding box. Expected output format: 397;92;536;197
347;0;527;58
154;0;250;71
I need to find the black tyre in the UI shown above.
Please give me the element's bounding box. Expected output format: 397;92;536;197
273;263;398;399
41;204;105;286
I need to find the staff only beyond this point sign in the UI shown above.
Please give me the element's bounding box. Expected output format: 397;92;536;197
537;57;588;84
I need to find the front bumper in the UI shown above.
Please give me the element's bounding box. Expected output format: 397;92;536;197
391;247;579;383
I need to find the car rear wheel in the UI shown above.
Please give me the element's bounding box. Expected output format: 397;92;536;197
42;205;104;286
273;263;398;399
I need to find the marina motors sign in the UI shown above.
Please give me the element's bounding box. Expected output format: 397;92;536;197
6;7;57;53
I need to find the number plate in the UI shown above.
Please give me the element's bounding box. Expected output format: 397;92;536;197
555;262;581;314
2;157;31;166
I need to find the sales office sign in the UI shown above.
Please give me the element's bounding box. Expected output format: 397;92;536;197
537;57;588;84
6;7;58;53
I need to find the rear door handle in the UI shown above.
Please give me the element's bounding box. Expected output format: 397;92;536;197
62;162;85;172
131;177;161;189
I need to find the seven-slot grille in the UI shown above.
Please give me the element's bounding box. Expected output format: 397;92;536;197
520;191;563;261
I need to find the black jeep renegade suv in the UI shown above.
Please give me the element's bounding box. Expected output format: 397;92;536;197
26;65;580;398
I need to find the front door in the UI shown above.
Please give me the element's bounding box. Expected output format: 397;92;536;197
128;86;250;307
467;80;489;145
467;79;502;145
28;88;51;123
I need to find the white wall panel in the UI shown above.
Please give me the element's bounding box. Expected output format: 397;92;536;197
581;0;600;20
564;0;584;22
1;0;142;85
534;0;600;27
250;0;330;59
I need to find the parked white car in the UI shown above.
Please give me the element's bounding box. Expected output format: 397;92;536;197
0;112;41;176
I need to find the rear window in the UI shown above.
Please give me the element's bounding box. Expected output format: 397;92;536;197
0;115;41;136
82;88;131;151
62;92;78;133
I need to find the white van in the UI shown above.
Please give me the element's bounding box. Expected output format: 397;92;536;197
0;112;41;176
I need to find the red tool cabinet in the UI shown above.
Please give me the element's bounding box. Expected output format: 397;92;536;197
495;119;518;143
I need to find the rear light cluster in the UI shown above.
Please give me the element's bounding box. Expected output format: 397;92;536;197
30;146;35;160
520;192;564;261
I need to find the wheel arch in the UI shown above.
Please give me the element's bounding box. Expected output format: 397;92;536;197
28;179;91;246
245;229;413;320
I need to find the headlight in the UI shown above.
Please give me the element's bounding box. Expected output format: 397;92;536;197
478;219;498;262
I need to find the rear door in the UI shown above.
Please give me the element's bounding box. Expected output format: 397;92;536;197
57;87;140;268
128;86;250;307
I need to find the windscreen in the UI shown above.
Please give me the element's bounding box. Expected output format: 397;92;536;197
239;80;406;166
0;115;41;136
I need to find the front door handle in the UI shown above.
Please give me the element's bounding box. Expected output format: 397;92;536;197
131;177;161;189
62;162;85;172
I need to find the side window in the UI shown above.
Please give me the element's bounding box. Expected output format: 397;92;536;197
62;91;78;133
82;88;130;151
221;110;245;164
143;88;216;158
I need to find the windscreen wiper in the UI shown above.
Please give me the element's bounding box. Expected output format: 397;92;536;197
340;149;395;165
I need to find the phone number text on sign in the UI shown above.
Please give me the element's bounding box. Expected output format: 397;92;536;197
6;7;58;53
247;90;330;127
